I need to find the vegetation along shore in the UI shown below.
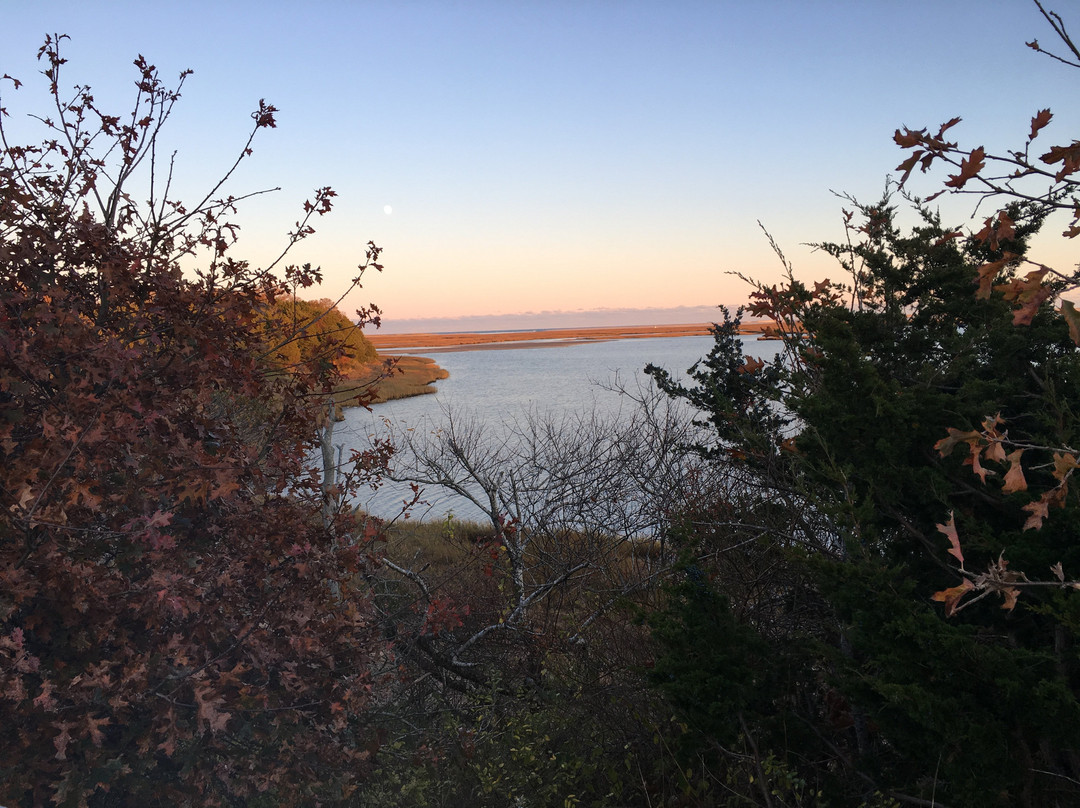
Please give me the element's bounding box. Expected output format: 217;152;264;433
366;319;780;354
11;10;1080;805
348;320;779;406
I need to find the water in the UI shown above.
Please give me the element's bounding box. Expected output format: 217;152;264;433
333;334;782;522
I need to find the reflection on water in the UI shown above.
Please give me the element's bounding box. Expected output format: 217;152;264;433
333;335;781;521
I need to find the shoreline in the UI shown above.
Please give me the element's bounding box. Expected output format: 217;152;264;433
337;355;450;406
367;320;778;354
343;321;784;407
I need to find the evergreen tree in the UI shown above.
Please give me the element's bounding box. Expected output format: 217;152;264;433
648;197;1080;807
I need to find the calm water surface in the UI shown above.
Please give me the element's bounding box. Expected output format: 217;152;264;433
336;335;781;520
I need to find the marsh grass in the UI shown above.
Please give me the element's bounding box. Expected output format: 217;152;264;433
375;515;671;632
333;355;448;407
378;515;492;575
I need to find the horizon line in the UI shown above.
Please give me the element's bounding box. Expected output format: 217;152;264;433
371;304;753;334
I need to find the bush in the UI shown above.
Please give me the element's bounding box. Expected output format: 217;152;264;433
1;36;386;806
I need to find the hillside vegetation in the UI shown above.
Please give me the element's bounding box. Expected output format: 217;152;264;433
5;7;1080;807
262;296;378;377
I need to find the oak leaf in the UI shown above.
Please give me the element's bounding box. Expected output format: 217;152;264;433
85;714;109;746
1052;452;1079;481
932;578;974;617
52;720;75;760
893;127;925;149
984;439;1007;464
1000;586;1020;611
934;427;981;456
194;682;232;734
1041;140;1080;181
896;150;924;186
937;512;964;566
1002;449;1027;493
1029;108;1053;141
944;146;985;188
973;253;1017;299
738;356;765;374
1063;300;1080;346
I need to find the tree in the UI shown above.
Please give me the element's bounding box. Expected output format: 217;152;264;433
645;5;1080;803
893;1;1080;337
379;385;708;682
358;387;711;806
890;1;1080;611
648;192;1080;806
261;296;378;379
0;37;389;806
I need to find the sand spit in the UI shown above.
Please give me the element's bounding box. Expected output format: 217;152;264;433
367;321;779;354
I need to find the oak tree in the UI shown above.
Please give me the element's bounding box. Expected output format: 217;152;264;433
1;37;388;806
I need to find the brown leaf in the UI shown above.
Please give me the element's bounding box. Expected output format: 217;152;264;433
973;212;1016;250
1000;587;1020;611
1041;140;1080;181
1002;449;1027;493
894;127;925;149
1064;205;1080;239
984;439;1007;464
937;117;962;138
1053;452;1079;481
1022;486;1067;531
33;679;57;711
969;443;991;483
1012;286;1053;326
932;578;975;617
1022;499;1049;530
737;356;765;374
86;714;109;746
994;266;1051;325
52;720;75;760
896;150;924;187
1029;108;1053;141
945;146;985;188
194;682;231;735
157;708;179;757
1054;300;1080;343
974;253;1016;299
937;513;964;566
935;427;981;457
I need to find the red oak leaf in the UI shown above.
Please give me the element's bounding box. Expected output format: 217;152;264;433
937;513;964;566
932;578;975;617
1029;108;1052;141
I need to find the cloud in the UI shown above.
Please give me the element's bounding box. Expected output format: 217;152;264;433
374;304;744;334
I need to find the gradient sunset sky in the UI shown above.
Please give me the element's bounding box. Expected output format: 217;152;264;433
5;1;1078;331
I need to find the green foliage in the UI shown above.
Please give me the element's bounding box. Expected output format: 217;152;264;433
647;194;1080;807
647;309;789;462
361;679;649;808
648;566;777;748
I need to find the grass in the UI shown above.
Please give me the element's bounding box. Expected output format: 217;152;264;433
332;355;449;408
373;514;671;608
377;515;492;573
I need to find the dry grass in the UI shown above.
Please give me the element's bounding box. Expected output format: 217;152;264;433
366;320;785;353
378;516;491;569
375;516;670;611
333;355;449;407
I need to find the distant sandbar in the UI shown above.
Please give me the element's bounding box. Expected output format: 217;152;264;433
367;321;777;354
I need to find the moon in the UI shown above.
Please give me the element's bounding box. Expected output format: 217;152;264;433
383;205;393;215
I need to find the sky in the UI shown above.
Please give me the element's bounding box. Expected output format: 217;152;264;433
5;1;1078;332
